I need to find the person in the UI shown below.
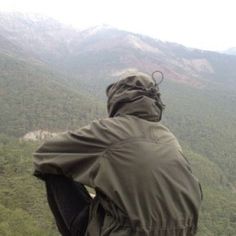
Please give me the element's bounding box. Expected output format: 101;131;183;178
33;71;203;236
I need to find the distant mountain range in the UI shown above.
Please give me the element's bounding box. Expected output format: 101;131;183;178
1;12;236;91
0;12;236;235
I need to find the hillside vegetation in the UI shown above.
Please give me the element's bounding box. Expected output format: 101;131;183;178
0;51;105;137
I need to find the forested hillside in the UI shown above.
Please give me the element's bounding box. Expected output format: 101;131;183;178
0;12;235;235
0;135;57;235
0;49;105;137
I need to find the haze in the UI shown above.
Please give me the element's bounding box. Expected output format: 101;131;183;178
1;0;235;51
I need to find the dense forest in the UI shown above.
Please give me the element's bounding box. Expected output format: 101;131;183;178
0;12;235;235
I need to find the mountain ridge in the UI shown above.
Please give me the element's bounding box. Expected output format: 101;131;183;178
1;12;236;90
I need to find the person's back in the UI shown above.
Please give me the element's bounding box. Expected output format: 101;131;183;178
33;71;202;236
85;115;202;235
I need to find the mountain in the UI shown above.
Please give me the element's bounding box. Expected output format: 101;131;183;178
0;49;105;137
0;12;236;235
1;12;236;91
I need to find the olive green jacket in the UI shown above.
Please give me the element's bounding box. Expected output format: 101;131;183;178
33;72;202;235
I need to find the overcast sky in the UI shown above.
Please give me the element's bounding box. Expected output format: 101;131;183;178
1;0;235;51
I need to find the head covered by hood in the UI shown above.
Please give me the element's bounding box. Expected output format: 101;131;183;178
106;71;165;122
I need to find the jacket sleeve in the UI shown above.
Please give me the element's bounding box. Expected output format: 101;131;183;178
33;119;111;187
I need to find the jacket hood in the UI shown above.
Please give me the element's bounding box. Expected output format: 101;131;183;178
106;71;165;122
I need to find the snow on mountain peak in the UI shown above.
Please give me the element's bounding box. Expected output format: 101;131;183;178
126;34;163;54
